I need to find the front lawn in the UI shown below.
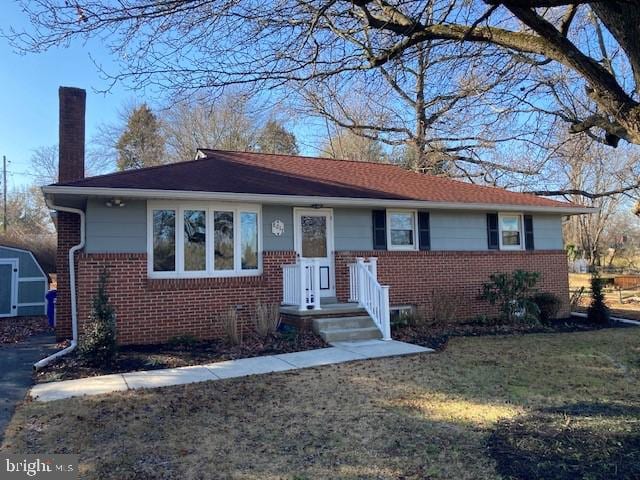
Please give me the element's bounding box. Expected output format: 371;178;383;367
3;328;639;479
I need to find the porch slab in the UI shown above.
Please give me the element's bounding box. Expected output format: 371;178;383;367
205;355;296;379
30;374;128;402
331;340;434;357
280;302;366;317
123;366;218;390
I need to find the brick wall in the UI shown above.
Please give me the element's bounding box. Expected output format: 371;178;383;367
335;250;570;320
74;251;296;345
60;249;569;345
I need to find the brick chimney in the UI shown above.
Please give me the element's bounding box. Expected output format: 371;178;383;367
58;86;86;182
55;86;86;341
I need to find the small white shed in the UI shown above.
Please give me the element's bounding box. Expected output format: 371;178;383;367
0;245;49;317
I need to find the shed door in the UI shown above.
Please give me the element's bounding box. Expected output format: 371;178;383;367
0;259;18;317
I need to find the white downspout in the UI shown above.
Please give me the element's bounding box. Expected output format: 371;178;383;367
33;199;85;371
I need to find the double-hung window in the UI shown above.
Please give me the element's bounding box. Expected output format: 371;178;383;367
387;210;417;251
498;213;523;250
148;202;261;278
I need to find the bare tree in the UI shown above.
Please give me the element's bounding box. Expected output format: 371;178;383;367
30;144;113;184
8;1;640;147
300;39;544;180
549;135;640;264
162;94;262;162
321;128;388;163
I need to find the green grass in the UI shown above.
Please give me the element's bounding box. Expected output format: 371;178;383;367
2;328;639;479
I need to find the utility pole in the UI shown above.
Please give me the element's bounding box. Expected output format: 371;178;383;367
2;155;6;233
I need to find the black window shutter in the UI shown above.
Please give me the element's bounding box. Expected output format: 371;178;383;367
418;211;430;251
372;210;387;250
524;215;535;250
487;213;499;250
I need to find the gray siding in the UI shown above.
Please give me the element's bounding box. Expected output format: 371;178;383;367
334;208;373;251
18;280;48;303
533;214;564;250
85;199;147;253
82;200;564;256
263;205;294;251
18;305;46;316
0;247;44;277
430;211;488;251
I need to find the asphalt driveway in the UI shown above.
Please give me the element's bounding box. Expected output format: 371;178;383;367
0;333;56;444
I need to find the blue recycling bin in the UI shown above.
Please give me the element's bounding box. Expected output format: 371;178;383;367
45;289;57;327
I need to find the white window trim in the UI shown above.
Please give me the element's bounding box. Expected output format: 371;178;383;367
147;201;262;279
386;209;418;251
498;212;524;251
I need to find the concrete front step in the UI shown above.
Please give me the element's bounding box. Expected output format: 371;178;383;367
313;316;376;332
319;326;383;343
313;315;383;342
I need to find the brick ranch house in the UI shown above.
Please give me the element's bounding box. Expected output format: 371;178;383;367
46;87;592;346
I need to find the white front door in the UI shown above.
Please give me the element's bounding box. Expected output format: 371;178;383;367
294;208;335;297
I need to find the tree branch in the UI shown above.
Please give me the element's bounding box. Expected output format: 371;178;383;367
527;183;640;199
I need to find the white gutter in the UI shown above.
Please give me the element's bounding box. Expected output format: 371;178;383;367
42;185;596;215
33;200;86;371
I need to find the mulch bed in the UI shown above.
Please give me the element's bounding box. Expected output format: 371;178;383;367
392;316;634;351
488;403;640;480
35;327;328;383
0;316;52;344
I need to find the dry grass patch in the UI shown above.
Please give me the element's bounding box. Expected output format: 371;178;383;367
2;328;639;479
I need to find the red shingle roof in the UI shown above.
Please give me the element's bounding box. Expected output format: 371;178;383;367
52;149;574;209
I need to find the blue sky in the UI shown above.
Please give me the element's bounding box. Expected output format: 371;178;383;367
0;3;323;192
0;3;148;189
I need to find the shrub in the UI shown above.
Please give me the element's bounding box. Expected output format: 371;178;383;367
587;272;611;324
533;292;562;323
480;270;540;324
255;302;281;338
222;307;243;345
79;269;117;367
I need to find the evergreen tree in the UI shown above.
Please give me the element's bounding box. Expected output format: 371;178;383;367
80;269;117;366
256;120;298;155
116;104;165;170
587;272;611;325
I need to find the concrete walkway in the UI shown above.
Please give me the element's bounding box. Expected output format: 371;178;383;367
1;333;57;442
30;340;432;402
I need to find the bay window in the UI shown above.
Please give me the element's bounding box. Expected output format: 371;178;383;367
148;202;261;278
152;209;176;271
214;211;234;271
183;209;206;271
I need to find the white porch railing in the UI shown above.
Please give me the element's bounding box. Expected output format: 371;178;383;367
349;257;391;340
282;258;321;311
